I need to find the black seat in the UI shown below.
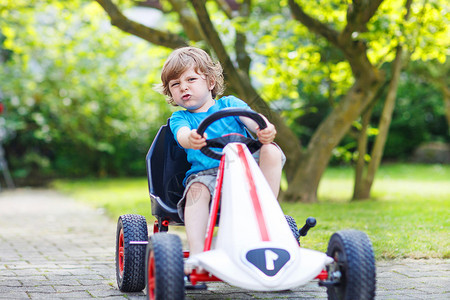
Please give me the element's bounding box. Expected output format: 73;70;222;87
146;119;191;225
146;118;255;229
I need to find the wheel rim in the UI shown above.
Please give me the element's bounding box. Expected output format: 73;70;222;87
330;250;346;297
148;250;156;300
118;229;124;277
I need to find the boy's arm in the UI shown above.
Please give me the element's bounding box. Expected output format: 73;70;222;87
176;126;207;150
240;114;277;144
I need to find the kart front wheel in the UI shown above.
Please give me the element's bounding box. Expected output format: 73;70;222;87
326;230;376;300
115;214;148;292
146;233;184;300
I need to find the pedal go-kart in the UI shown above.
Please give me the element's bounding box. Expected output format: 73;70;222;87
114;108;376;300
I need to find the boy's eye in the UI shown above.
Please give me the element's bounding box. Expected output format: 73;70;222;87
170;82;179;87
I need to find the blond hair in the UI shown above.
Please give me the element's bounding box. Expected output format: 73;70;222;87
158;47;225;106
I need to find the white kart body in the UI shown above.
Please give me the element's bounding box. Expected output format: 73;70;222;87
190;143;333;291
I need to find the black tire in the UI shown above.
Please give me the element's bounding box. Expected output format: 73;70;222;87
326;230;376;300
115;214;148;292
146;233;184;300
285;215;300;241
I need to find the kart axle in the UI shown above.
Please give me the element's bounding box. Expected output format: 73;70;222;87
318;269;340;287
315;269;328;281
185;283;208;290
189;271;221;286
129;241;148;245
318;280;340;287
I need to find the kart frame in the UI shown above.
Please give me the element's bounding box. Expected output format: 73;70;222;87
115;108;376;300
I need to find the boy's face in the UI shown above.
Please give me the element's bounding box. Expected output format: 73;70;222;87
168;67;215;113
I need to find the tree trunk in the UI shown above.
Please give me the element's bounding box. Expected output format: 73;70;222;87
357;46;404;199
353;104;373;200
352;0;412;200
442;83;450;129
285;0;384;202
283;76;382;202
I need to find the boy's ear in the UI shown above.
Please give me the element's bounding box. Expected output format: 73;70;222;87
208;78;216;91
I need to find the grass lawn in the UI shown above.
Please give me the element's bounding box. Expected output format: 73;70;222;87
52;163;450;260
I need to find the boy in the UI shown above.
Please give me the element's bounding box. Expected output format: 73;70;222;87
158;47;284;265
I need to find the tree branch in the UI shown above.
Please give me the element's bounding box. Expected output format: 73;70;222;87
133;0;164;11
212;0;251;73
234;0;251;74
288;0;340;47
288;0;379;80
95;0;188;49
214;0;234;19
342;0;384;41
189;0;244;93
168;0;204;41
189;0;304;174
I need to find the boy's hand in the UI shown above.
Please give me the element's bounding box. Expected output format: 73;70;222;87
257;122;277;144
188;129;207;150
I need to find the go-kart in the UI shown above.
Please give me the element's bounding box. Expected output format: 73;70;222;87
114;108;376;300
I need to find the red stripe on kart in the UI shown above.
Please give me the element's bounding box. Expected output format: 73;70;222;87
204;155;226;252
237;144;270;242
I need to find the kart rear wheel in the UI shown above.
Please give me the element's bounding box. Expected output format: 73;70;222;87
284;215;300;242
326;230;376;300
115;214;148;292
146;233;184;300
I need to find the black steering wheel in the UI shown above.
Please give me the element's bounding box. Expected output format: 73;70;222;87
196;108;267;160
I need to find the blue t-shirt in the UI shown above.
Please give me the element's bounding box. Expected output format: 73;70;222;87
170;95;251;184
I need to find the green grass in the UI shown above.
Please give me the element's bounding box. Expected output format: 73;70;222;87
52;177;151;221
52;163;450;260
